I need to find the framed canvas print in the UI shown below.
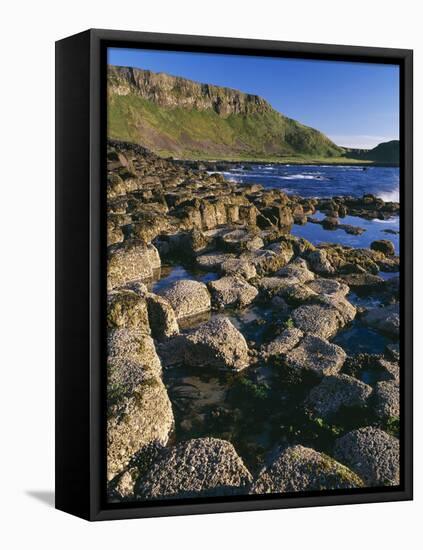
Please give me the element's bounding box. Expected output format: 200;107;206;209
55;29;413;521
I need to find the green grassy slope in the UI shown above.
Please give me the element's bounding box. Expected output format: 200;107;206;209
108;92;343;161
344;140;399;165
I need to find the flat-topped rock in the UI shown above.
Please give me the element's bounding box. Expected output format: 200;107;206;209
107;289;150;334
278;282;318;306
108;241;161;289
307;249;335;275
291;304;344;339
183;317;249;371
135;438;252;499
308;278;349;299
208;276;258;309
316;294;357;325
220;257;257;280
306;374;372;419
285;334;346;377
371;239;395;256
339;273;384;291
334;427;400;486
108;328;162;377
264;240;294;267
343;354;400;383
196;251;236;270
240;249;286;275
219;228;264;252
158;279;211;320
260;328;303;359
277;257;315;283
255;276;300;298
107;332;173;482
107;373;174;482
372;380;400;421
251;445;363;493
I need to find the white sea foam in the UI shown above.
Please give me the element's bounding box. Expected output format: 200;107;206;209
372;217;400;224
376;188;400;202
280;174;325;180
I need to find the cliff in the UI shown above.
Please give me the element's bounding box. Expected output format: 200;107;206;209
107;65;344;160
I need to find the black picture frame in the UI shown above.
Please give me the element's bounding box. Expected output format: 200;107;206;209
55;28;413;521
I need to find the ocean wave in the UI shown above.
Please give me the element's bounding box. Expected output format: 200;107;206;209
280;174;326;180
372;217;400;224
376;189;400;202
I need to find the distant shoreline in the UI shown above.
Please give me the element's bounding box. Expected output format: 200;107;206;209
173;157;400;169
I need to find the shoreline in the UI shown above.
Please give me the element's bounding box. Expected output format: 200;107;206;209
174;158;400;169
107;139;400;168
106;138;400;501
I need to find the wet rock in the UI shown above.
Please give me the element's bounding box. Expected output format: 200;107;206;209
145;292;179;339
277;257;315;283
107;289;150;333
135;438;252;499
184;317;249;371
334;427;400;486
321;216;339;230
371;239;395;256
158;280;211;320
338;248;382;275
251;445;363;493
372;381;400;421
208;276;259;309
307;249;335;275
108;241;161;289
260;328;303;359
339;273;384;291
306;374;373;419
196;251;236;270
339;224;365;235
362;304;399;336
291;304;344;339
220;258;257;280
285;334;346;377
343;354;399;383
270;296;290;312
378;256;400;272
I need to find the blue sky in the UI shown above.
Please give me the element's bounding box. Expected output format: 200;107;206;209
108;48;399;149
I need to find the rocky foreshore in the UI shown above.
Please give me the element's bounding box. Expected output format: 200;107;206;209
106;139;400;501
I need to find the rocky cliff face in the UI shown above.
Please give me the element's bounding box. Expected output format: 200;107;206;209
108;65;272;117
107;65;343;159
